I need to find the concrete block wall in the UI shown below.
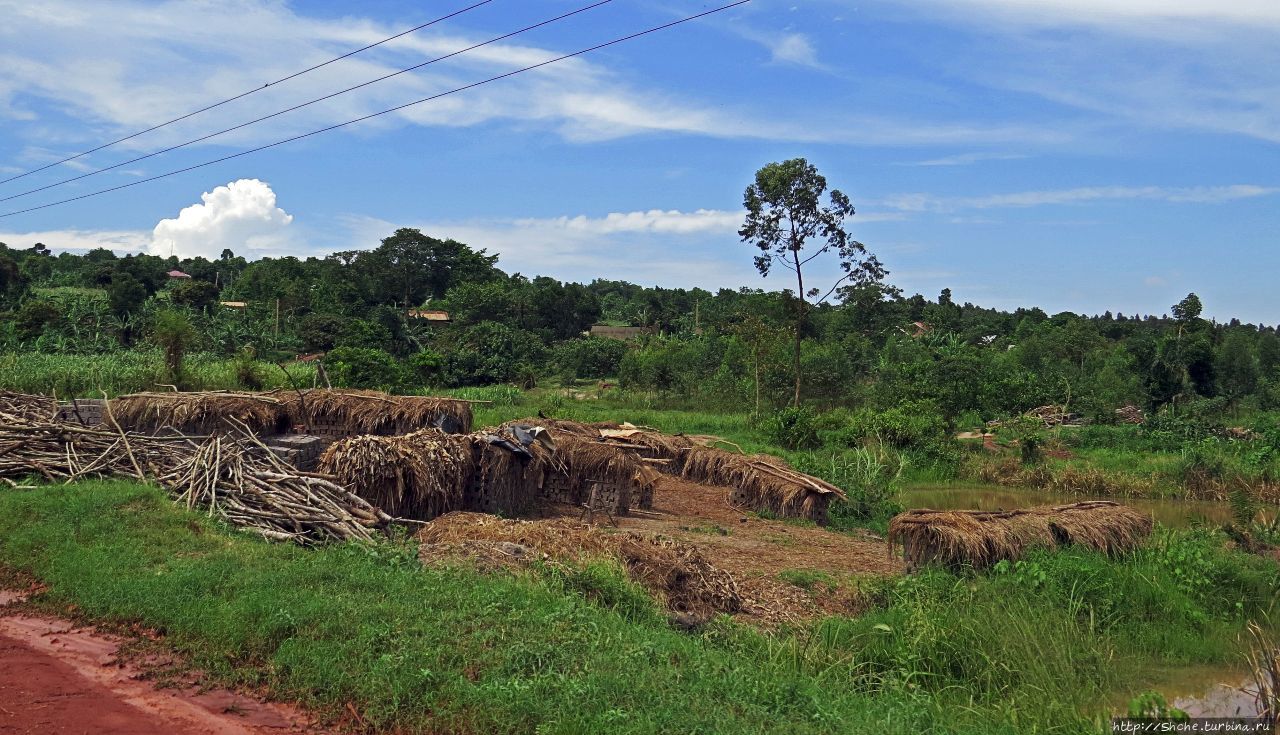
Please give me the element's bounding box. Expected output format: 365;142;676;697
264;434;324;472
56;399;107;427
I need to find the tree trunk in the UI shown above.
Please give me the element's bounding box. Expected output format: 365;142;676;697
792;250;805;407
753;349;761;416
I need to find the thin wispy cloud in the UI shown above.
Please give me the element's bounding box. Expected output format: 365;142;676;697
898;152;1028;167
879;184;1278;213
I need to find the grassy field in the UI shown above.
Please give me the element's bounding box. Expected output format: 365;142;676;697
1;480;1276;734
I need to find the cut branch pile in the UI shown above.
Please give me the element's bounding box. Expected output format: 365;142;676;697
888;500;1153;569
0;414;390;544
0;391;58;423
1115;405;1146;425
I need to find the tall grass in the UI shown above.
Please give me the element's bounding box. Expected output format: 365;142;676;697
1;481;1276;733
0;351;317;396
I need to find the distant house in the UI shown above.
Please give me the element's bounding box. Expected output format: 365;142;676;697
407;309;451;322
220;301;247;309
589;324;655;340
909;321;932;337
167;269;192;279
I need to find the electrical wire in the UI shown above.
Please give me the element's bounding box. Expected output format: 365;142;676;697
0;1;749;220
0;0;496;186
0;0;614;204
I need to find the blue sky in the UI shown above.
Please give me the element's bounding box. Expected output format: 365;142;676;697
0;0;1276;323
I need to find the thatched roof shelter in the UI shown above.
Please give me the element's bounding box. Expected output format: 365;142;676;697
280;389;472;435
109;392;289;435
888;501;1153;569
318;429;472;520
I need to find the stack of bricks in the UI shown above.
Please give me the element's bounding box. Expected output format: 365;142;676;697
296;421;367;448
536;474;633;516
55;399;107;427
264;435;324;472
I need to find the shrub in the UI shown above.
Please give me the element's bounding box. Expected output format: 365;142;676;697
149;308;197;385
760;406;821;450
835;401;950;451
406;349;443;387
323;347;405;390
553;337;628;380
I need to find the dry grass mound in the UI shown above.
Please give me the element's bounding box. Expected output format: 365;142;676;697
888;500;1154;569
281;389;473;435
109;392;287;435
418;512;742;618
319;429;472;520
681;446;844;521
0;391;57;423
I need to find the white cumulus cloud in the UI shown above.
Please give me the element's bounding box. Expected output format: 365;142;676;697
150;179;295;259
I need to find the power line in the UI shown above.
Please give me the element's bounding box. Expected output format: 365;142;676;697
0;1;749;221
0;0;497;187
0;0;613;205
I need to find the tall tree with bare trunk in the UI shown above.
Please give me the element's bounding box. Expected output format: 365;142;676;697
740;158;886;405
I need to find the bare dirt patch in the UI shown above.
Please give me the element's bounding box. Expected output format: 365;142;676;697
421;476;903;626
0;591;326;735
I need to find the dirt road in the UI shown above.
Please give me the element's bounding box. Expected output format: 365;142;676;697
0;590;322;735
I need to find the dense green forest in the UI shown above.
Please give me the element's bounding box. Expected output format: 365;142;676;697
2;225;1276;424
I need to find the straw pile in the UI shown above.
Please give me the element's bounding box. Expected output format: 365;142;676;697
110;392;288;435
280;389;472;435
418;512;742;618
0;391;57;423
0;416;390;544
553;432;661;497
318;429;472;520
887;500;1153;569
681;446;845;521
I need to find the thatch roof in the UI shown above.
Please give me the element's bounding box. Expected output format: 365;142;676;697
680;446;844;521
109;392;288;435
418;512;742;618
280;389;472;434
887;500;1153;569
318;429;472;520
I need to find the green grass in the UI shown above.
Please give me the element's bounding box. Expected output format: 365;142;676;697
1;480;1276;734
0;351;317;396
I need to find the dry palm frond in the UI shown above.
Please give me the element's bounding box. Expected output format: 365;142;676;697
110;392;287;435
281;389;472;434
318;429;472;520
887;501;1154;569
680;445;844;520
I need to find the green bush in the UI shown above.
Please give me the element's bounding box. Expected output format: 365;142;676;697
553;337;628;380
406;349;443;387
323;347;406;390
835;402;949;451
760;406;821;450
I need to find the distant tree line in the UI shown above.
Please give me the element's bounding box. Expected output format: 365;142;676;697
2;226;1278;421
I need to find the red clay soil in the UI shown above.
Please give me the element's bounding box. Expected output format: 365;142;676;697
0;590;324;735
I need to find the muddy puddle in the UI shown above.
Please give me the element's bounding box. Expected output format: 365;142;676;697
1117;663;1263;719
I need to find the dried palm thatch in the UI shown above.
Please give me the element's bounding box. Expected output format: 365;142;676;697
464;426;559;516
281;389;472;434
318;429;472;520
887;500;1153;569
553;432;660;495
417;512;742;618
680;446;844;522
0;391;58;423
110;392;288;435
